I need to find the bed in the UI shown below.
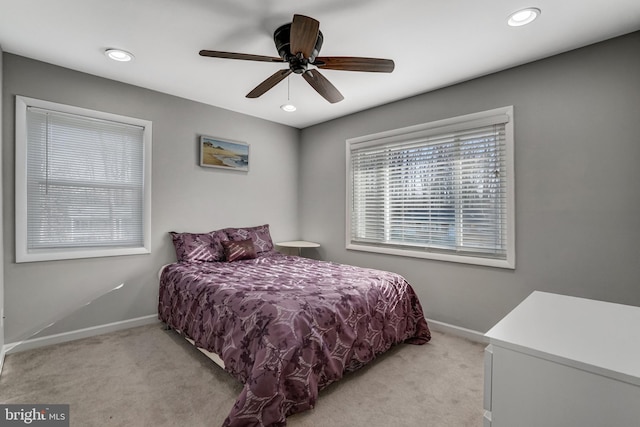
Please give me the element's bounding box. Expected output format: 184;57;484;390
158;225;431;427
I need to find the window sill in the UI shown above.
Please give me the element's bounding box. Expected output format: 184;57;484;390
16;246;151;263
346;243;515;269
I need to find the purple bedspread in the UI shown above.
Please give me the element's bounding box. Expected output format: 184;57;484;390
158;253;430;426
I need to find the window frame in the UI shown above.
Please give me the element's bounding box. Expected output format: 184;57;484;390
15;96;152;263
346;106;515;269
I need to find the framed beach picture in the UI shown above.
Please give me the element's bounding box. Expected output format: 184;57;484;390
199;135;249;172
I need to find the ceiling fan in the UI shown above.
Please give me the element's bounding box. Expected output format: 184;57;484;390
199;14;395;104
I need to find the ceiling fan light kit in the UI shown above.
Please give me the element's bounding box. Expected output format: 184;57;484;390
199;14;395;104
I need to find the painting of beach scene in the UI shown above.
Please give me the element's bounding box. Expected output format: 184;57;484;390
200;135;249;172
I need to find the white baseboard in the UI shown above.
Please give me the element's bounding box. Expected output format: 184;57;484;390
4;314;160;355
426;318;488;344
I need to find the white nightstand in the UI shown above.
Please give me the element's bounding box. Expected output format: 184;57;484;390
275;240;320;257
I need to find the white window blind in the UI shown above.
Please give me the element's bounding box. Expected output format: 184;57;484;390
347;107;515;269
16;96;152;262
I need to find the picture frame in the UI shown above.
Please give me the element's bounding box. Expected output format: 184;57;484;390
199;135;250;172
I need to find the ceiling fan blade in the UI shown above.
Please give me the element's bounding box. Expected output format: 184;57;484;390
199;50;284;63
302;69;344;103
246;69;292;98
290;14;320;58
313;56;395;73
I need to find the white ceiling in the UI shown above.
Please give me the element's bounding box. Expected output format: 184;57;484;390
1;0;639;129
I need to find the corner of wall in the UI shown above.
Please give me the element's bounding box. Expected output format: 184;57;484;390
0;43;6;376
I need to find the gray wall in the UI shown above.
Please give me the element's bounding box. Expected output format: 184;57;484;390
3;31;639;344
2;54;300;343
299;32;640;333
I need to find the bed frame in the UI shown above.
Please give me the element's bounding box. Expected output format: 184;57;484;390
163;323;226;369
184;335;225;368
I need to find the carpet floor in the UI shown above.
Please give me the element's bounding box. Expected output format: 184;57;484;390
0;323;485;426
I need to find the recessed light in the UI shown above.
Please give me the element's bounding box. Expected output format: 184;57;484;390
508;8;541;27
105;48;134;62
280;104;297;112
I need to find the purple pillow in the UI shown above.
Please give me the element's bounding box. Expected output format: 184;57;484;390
169;229;228;262
224;224;275;255
222;239;257;262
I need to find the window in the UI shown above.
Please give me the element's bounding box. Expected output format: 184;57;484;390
15;96;152;262
347;106;515;269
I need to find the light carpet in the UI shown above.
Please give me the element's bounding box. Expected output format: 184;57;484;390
0;324;485;426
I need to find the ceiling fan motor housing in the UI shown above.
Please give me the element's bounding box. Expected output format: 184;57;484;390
274;23;324;74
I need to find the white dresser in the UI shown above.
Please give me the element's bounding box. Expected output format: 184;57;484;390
483;291;640;427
